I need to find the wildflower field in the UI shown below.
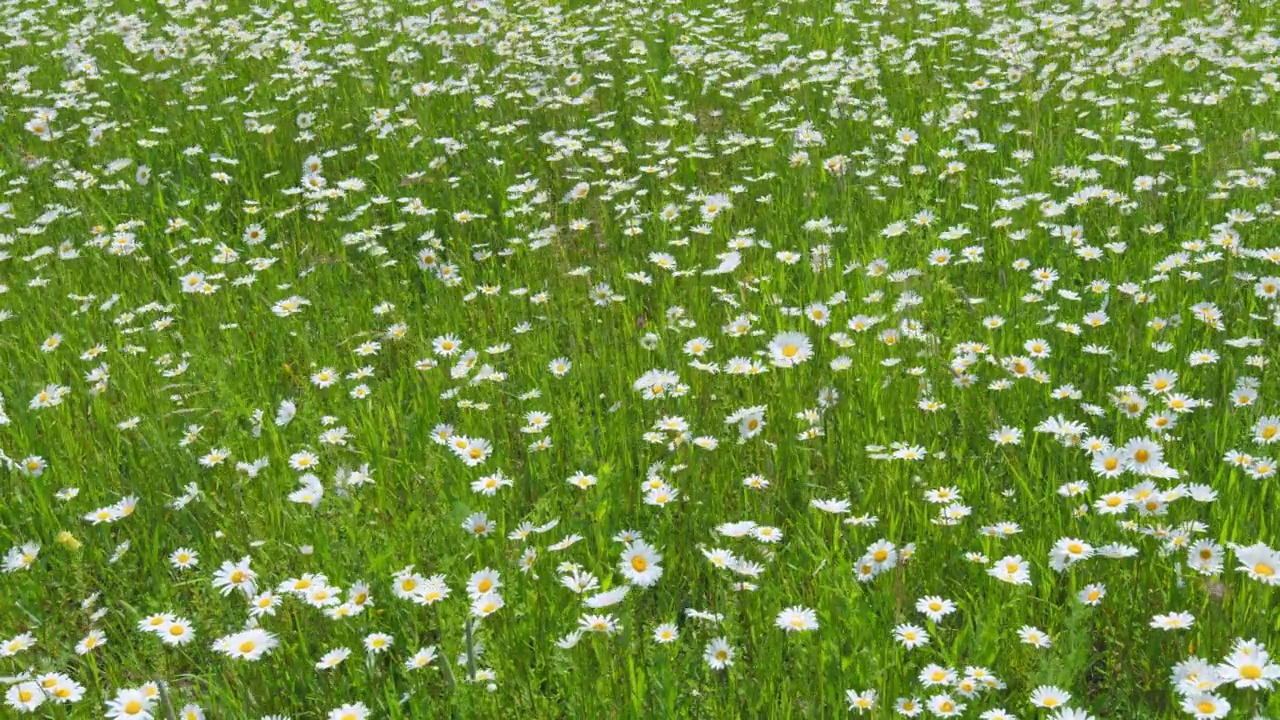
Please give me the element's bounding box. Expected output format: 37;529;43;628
3;0;1280;716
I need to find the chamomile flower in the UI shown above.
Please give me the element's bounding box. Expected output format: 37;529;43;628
775;606;819;632
703;637;735;670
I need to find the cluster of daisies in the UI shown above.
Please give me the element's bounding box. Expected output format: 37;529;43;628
3;0;1280;716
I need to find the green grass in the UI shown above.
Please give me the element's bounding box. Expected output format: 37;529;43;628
2;0;1280;717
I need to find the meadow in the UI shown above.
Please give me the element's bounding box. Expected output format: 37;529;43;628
2;0;1280;716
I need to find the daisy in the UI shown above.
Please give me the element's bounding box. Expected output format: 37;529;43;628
364;633;393;654
215;629;278;661
920;665;956;687
989;555;1031;585
846;689;876;713
915;596;956;622
893;623;929;649
1151;612;1195;630
471;593;504;618
653;623;679;644
1078;584;1106;606
405;646;438;670
316;647;351;670
1029;685;1070;709
896;697;924;717
466;568;501;598
926;693;965;718
775;606;819;632
75;629;106;655
5;682;44;712
211;556;257;596
703;637;735;670
1017;626;1052;649
159;618;195;646
169;548;198;569
1231;543;1280;584
619;541;664;587
327;703;369;720
767;331;813;367
1181;693;1230;719
1217;640;1280;689
578;614;620;634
